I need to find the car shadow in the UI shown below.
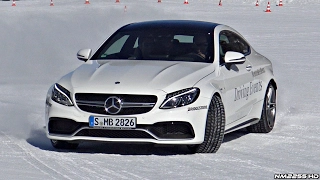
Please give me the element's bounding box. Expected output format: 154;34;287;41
26;127;250;155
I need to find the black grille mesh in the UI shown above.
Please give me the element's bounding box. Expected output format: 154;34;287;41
142;122;194;139
48;117;85;134
49;118;194;139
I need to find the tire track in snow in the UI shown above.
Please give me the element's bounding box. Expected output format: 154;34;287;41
0;131;76;180
79;158;149;180
1;131;143;180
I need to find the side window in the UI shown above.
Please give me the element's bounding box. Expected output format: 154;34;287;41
219;34;229;57
228;33;250;55
219;30;250;57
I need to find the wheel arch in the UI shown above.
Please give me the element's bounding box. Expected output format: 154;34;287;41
213;92;222;99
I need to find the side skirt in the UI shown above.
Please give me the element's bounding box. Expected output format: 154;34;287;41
224;118;259;134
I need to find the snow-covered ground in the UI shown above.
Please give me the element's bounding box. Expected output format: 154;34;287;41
0;0;319;179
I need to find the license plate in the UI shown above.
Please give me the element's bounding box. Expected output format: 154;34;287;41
89;116;136;129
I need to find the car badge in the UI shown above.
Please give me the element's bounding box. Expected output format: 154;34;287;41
104;96;122;114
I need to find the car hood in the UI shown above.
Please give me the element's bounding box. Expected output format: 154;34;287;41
59;60;214;94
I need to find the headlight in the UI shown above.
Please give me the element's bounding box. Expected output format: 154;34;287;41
51;83;73;106
160;88;200;109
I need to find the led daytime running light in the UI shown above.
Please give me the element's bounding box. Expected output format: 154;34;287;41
52;84;73;106
160;88;199;109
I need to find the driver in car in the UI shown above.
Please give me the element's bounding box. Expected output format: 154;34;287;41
192;34;209;60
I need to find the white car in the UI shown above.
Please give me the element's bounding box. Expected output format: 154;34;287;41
45;20;277;153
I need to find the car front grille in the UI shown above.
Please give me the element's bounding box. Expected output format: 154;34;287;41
75;122;194;139
75;93;157;115
49;118;194;140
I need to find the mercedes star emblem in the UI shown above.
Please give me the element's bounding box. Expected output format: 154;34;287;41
104;96;122;114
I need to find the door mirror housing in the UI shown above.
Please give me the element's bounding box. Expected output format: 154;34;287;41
224;51;245;64
77;49;92;62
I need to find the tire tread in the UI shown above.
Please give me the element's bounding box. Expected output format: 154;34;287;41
192;95;225;153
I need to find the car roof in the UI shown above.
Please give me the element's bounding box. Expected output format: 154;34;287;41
120;20;220;32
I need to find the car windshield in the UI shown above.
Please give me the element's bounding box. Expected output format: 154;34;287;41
91;28;214;63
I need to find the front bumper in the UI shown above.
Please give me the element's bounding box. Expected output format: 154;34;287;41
45;95;210;145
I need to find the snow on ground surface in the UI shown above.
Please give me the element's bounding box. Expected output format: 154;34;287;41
0;0;319;179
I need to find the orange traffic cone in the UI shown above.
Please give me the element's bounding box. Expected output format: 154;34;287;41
158;0;161;3
85;0;90;4
265;2;271;12
255;0;259;6
278;0;283;6
184;0;189;4
12;0;16;6
116;0;120;3
50;0;54;6
219;0;222;6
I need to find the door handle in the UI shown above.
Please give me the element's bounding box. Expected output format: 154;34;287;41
246;65;252;71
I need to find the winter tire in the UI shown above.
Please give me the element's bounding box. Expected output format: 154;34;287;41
247;83;276;133
188;95;226;153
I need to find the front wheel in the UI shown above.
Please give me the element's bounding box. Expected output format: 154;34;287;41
50;140;79;150
188;95;226;153
247;83;276;133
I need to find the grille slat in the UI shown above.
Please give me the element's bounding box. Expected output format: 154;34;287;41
75;129;154;139
75;93;157;115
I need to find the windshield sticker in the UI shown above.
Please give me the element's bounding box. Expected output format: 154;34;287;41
234;81;263;101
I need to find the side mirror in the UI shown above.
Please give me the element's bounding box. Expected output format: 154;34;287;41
224;51;245;64
77;49;92;62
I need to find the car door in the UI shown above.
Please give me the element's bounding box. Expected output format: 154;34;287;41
218;30;255;125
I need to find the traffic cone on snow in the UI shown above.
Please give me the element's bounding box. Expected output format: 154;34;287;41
50;0;54;6
85;0;90;4
219;0;222;6
184;0;189;4
278;0;283;6
255;0;259;6
116;0;120;3
124;6;127;12
265;2;271;12
12;0;16;6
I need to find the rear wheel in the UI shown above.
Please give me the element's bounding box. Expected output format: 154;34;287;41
247;83;276;133
188;95;225;153
50;140;79;149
